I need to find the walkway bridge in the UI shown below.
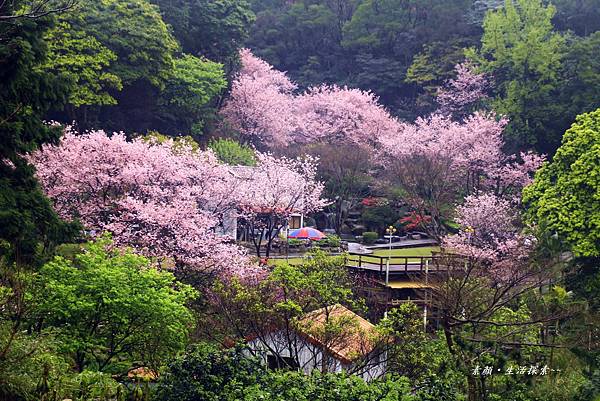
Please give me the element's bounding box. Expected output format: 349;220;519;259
346;253;468;278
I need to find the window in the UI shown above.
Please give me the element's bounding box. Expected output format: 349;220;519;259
267;354;299;370
289;215;302;229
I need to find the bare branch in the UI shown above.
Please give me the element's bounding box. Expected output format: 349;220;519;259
0;0;77;21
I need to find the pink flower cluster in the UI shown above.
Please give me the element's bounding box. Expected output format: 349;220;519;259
31;129;249;274
30;128;327;278
233;152;329;218
443;192;534;277
437;62;489;116
221;49;401;149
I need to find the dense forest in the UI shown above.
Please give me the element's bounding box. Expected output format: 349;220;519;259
247;0;600;155
1;0;600;400
11;0;591;155
13;0;600;155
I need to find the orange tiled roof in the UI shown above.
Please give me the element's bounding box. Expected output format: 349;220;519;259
127;367;159;381
295;304;379;364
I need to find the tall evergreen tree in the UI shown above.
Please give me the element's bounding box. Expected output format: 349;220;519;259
0;1;75;266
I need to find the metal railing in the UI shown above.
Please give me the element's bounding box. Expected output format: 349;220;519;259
346;253;441;274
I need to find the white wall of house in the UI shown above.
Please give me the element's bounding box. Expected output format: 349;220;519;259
246;330;386;381
215;210;238;238
223;213;305;242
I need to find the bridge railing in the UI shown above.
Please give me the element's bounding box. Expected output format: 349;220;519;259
346;253;451;274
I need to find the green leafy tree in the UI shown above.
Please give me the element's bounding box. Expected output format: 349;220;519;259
45;0;237;135
207;251;364;361
557;32;600;130
0;272;73;400
0;1;76;266
378;303;430;380
469;0;566;153
159;54;227;134
523;108;600;257
70;0;178;88
209;138;257;166
33;235;197;373
248;1;354;89
47;0;180;133
155;343;414;401
268;251;360;316
150;0;255;67
524;110;600;399
164;55;226;111
43;19;122;110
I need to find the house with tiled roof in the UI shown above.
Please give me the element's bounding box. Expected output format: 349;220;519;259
246;304;387;381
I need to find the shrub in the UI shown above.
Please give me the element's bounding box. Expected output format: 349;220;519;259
362;231;378;244
316;234;341;248
154;343;267;401
209;138;256;166
155;343;413;401
288;238;305;247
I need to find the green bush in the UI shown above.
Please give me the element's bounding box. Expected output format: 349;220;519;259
34;235;197;373
209;138;256;166
316;234;341;248
362;231;378;244
154;343;268;401
155;343;413;401
288;238;305;247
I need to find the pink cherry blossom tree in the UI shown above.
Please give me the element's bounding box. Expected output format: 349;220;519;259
436;62;489;118
233;152;328;258
30;129;254;277
443;192;531;264
220;49;297;149
431;192;558;371
379;112;508;191
294;85;402;147
379;113;544;239
221;50;401;151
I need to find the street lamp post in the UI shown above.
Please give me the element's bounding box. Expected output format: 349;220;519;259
464;225;474;271
386;225;396;252
383;225;397;319
384;225;397;286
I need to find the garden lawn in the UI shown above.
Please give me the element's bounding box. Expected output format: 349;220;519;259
372;246;439;258
270;257;304;266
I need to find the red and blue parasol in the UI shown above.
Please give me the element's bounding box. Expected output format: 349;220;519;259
288;227;326;240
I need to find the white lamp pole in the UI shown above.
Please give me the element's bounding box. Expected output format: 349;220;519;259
424;259;429;331
385;225;397;286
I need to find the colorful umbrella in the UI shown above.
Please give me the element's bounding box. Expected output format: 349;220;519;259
288;227;326;240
